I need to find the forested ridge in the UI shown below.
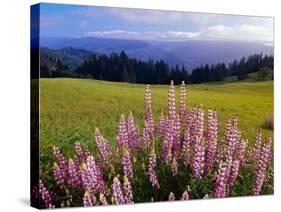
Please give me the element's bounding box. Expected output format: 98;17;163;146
40;49;273;84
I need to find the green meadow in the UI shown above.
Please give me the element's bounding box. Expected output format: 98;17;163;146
39;78;273;159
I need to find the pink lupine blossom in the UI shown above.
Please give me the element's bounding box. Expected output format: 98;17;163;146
121;148;134;179
53;146;67;167
67;158;81;189
234;139;248;165
181;191;189;200
94;128;111;161
123;176;134;204
226;127;238;158
168;192;175;201
74;141;91;163
162;120;174;163
83;191;94;207
195;106;204;140
112;177;125;205
143;120;153;148
205;110;218;172
53;146;67;188
233;115;242;142
38;180;55;208
117;114;129;147
213;161;228;198
172;115;181;159
224;116;242;159
179;81;186;123
192;135;205;178
182;129;191;166
148;151;160;189
81;156;105;193
127;112;140;150
252;137;272;195
168;80;176;121
228;159;240;189
53;162;66;188
144;84;154;133
252;130;262;160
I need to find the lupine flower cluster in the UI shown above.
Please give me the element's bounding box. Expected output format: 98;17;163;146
144;85;154;138
94;128;111;161
112;176;134;204
252;137;272;195
204;110;218;172
148;150;160;188
31;180;55;208
121;148;134;179
33;81;273;208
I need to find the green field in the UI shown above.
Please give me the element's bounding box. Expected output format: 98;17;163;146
39;78;273;162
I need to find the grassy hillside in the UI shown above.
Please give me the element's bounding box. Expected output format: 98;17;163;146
40;78;273;156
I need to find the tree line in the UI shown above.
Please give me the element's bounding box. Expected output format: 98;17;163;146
40;50;273;84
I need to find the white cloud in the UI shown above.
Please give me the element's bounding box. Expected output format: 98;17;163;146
85;30;199;40
85;23;273;45
86;30;140;38
167;31;200;39
200;24;273;44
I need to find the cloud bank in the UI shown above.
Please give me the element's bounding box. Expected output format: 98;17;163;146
85;23;273;45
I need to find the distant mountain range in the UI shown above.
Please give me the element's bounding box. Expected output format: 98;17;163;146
40;37;273;71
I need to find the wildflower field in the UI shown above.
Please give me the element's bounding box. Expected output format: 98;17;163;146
34;78;273;208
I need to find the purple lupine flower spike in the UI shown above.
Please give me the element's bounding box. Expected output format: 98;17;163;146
168;80;176;121
67;158;81;189
213;161;228;198
179;81;186;123
117;114;129;147
52;146;67;188
144;84;154;133
252;130;262;160
234;139;248;165
172;114;181;159
162;120;173;164
74;141;91;163
112;177;125;205
205;110;218;172
228;159;240;189
127;112;140;150
123;176;134;204
182;129;191;166
38;180;55;208
83;191;94;207
94;128;111;161
121;147;134;179
252;137;272;195
143;120;152;148
148;148;160;189
196;106;205;139
81;156;105;193
192;135;205;178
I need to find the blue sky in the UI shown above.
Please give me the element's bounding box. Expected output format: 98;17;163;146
38;3;273;45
